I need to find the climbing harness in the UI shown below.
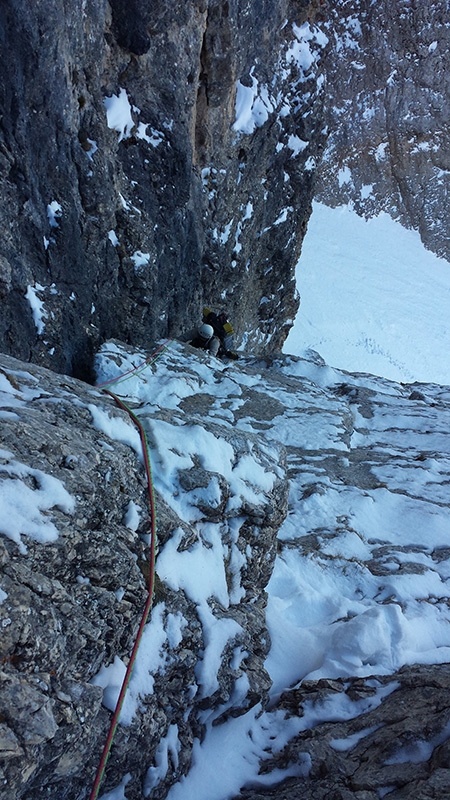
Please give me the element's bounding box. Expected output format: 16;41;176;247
88;340;171;800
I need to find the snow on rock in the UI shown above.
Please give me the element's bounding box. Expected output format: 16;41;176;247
2;339;450;800
25;284;48;336
92;339;450;799
316;1;450;263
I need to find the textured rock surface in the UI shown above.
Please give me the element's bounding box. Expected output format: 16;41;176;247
316;0;450;260
0;0;326;378
2;340;448;799
2;0;449;381
0;350;289;799
235;665;450;800
1;2;450;798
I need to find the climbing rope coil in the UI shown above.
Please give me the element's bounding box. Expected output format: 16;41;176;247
89;340;172;800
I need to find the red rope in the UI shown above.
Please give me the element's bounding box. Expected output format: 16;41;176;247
88;344;168;800
96;339;172;389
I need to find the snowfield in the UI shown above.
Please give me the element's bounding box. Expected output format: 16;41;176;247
285;202;450;386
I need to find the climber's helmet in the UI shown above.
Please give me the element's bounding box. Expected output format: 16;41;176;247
198;323;214;341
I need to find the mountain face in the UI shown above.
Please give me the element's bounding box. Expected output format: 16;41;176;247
1;1;447;380
1;2;450;799
316;0;450;261
0;0;327;379
1;343;450;800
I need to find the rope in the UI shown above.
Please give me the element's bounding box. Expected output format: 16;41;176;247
88;342;170;800
96;339;172;390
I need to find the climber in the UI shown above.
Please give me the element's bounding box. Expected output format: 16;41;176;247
201;307;239;359
184;322;221;357
182;308;239;360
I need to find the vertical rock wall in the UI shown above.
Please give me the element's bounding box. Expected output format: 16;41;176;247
0;0;327;378
316;0;450;260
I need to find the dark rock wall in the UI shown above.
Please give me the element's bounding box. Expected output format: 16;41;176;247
316;0;450;260
0;0;326;379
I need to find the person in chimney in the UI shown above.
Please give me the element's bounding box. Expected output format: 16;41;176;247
182;308;239;359
184;321;221;356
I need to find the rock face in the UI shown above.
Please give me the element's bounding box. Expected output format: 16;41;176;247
2;0;449;382
0;348;288;799
316;0;450;260
1;341;450;799
0;0;327;379
2;2;450;799
235;664;450;800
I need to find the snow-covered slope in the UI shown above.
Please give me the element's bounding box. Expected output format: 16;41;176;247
92;339;450;800
3;206;450;800
285;202;450;385
1;332;450;798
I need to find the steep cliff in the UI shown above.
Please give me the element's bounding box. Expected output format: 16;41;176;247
316;0;450;260
2;2;450;798
2;1;449;381
0;0;327;379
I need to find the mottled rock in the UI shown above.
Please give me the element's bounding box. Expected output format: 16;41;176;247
234;665;450;800
0;0;326;378
316;0;450;261
0;350;288;799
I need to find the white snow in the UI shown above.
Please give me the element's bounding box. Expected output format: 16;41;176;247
103;88;165;148
123;500;141;532
136;124;164;146
25;284;47;335
0;449;75;554
47;200;62;228
287;135;308;156
104;88;134;141
285;202;450;385
287;21;328;72
92;604;188;726
86;138;98;160
144;725;181;796
131;251;150;269
216;219;234;245
232;68;277;136
338;166;352;186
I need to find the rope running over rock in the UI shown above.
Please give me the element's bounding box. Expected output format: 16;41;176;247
88;340;172;800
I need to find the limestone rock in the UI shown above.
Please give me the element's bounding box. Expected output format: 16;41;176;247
0;0;326;378
316;0;450;261
1;338;450;799
0;350;288;799
234;665;450;800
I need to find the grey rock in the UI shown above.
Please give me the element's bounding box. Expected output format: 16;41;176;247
1;339;450;799
0;0;326;378
316;0;450;262
0;350;287;799
234;665;450;800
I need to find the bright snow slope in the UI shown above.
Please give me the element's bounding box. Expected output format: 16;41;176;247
285;202;450;386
